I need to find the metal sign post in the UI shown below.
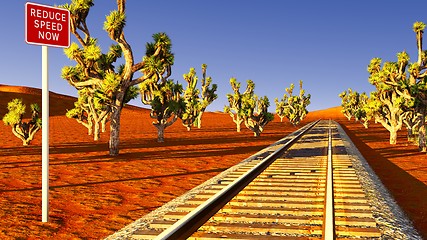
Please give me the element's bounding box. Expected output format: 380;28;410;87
41;45;49;222
25;2;70;222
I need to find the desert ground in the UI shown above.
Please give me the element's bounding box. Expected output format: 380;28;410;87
0;85;426;239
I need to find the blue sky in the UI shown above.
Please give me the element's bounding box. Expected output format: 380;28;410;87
2;1;427;112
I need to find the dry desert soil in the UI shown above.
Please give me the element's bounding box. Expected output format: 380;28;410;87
0;84;426;239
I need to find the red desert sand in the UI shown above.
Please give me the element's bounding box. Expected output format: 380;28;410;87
0;84;426;239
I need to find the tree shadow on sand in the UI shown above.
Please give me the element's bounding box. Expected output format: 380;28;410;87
0;168;228;193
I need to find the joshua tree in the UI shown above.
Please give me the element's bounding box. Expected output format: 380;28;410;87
181;64;217;130
275;80;310;126
402;22;427;151
140;78;183;142
66;92;93;136
66;88;119;141
60;0;172;155
339;89;371;128
339;88;360;121
353;92;371;128
275;100;286;122
366;22;427;148
196;64;218;128
366;58;409;144
224;78;255;132
394;51;425;145
242;95;274;137
402;109;423;142
2;99;42;146
181;67;199;131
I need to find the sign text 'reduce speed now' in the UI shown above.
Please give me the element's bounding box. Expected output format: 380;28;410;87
25;2;70;48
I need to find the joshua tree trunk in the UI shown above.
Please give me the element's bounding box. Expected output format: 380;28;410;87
246;123;261;137
94;122;100;141
196;112;203;129
406;121;420;143
101;116;107;133
419;125;426;152
109;109;121;156
87;119;93;136
155;124;166;143
244;117;267;138
236;120;241;132
11;122;41;146
154;115;178;142
408;128;415;143
419;109;426;152
402;111;422;143
252;128;261;137
376;115;402;145
12;125;29;146
76;117;93;136
405;122;416;142
362;121;369;129
109;92;125;156
389;129;398;145
234;116;242;132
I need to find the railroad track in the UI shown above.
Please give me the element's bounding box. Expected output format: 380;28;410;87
132;120;382;239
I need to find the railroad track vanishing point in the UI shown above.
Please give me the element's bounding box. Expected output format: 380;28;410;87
109;120;420;240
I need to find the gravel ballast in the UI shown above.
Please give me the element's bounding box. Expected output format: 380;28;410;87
335;122;422;239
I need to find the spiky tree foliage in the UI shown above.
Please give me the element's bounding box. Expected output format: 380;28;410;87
339;88;360;121
366;22;427;149
274;99;286;122
242;94;274;137
181;64;217;130
66;88;118;141
339;89;371;128
353;92;371;128
2;99;42;146
224;78;255;132
275;80;311;126
181;67;200;131
394;51;425;145
66;92;93;136
402;109;423;142
60;0;172;155
197;64;218;128
140;78;183;142
367;58;410;144
405;22;427;151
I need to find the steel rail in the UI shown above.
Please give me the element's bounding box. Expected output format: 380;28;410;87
324;120;335;239
154;120;321;240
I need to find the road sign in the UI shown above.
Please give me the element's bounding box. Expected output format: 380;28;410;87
25;2;70;223
25;2;70;48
